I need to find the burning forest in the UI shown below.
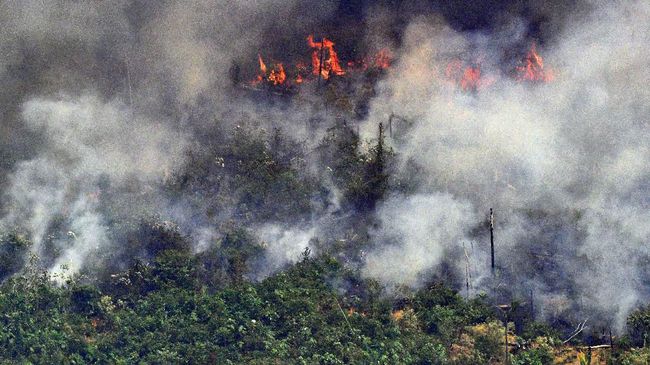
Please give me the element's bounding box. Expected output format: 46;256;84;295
246;34;553;94
0;0;648;363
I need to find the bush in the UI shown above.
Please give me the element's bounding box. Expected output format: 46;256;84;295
0;232;30;280
512;346;553;365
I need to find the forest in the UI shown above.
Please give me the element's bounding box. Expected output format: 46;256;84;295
1;0;649;364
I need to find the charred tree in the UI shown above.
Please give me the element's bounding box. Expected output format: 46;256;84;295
490;208;495;274
360;122;389;211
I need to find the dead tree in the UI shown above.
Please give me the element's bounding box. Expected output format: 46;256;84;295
463;242;472;298
505;319;510;365
490;208;495;274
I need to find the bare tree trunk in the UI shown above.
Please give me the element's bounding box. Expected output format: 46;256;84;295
490;208;495;275
504;318;509;365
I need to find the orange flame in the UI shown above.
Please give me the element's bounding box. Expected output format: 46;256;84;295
460;66;481;91
258;54;267;74
345;48;393;71
268;63;286;85
248;35;394;88
373;48;392;69
445;60;488;92
252;55;286;86
516;43;554;82
307;35;346;79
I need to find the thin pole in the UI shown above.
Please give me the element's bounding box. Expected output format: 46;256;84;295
334;296;354;335
463;242;471;298
504;315;510;365
609;329;613;361
490;208;495;274
126;59;134;108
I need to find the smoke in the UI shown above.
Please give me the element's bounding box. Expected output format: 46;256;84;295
0;95;186;277
363;194;476;288
359;0;650;329
0;0;647;333
254;224;317;278
0;0;338;277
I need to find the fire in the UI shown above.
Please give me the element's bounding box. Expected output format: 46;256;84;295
345;48;393;71
245;35;557;93
307;35;346;79
248;35;394;88
516;43;554;82
445;60;488;92
258;54;267;74
252;54;286;86
268;63;286;85
460;66;481;91
373;48;392;69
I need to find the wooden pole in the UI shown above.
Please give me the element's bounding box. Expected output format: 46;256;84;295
126;59;134;108
490;208;495;274
504;315;510;365
609;328;613;362
463;242;471;298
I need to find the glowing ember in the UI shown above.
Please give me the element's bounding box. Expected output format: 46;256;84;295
516;43;554;82
268;63;286;85
252;54;287;86
460;66;481;91
345;48;393;71
373;48;392;69
307;35;346;79
445;60;488;92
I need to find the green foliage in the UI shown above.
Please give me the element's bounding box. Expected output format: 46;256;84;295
0;232;31;280
628;305;650;346
619;347;650;365
512;346;554;365
521;321;560;341
0;254;479;364
317;120;393;212
413;284;494;344
1;242;646;364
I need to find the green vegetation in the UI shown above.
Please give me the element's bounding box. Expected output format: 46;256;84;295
0;113;647;364
0;249;499;364
0;244;643;364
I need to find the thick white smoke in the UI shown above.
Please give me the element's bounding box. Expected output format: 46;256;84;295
364;194;476;288
0;0;338;278
0;0;646;332
360;1;650;328
0;95;186;278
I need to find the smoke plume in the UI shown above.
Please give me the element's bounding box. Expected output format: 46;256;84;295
0;0;647;333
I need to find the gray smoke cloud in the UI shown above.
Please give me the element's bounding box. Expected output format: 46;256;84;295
359;0;650;329
0;95;186;278
364;193;476;288
0;0;647;333
0;0;338;279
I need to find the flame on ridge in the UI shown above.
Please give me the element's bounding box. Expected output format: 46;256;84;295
516;43;554;82
247;36;553;91
307;35;346;79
